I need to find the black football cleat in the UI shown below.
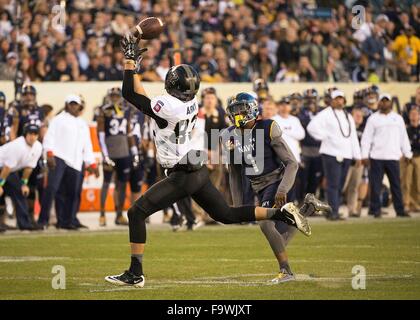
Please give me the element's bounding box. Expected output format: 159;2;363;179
105;270;145;288
304;193;332;216
271;203;311;236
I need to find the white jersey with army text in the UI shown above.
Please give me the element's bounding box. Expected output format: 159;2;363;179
150;94;199;168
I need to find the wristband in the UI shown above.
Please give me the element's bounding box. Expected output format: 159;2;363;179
0;178;5;187
21;178;28;186
147;149;155;158
125;59;136;66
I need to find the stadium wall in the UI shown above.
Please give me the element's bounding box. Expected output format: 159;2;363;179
1;81;419;121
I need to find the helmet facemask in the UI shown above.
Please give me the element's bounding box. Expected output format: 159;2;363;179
227;94;259;128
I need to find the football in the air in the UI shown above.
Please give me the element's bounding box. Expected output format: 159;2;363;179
132;17;164;40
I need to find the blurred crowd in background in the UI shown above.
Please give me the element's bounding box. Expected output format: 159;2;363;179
0;80;419;232
0;0;419;84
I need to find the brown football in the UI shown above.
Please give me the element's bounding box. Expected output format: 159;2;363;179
132;17;164;40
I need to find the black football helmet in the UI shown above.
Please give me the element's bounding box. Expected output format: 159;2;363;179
226;92;259;128
23;123;40;136
165;64;200;102
108;87;122;97
253;78;269;100
22;84;37;96
303;88;318;100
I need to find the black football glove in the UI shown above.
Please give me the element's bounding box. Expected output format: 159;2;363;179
120;33;148;62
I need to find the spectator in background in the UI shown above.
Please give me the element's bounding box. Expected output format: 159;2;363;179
361;93;412;218
101;53;121;81
73;38;90;71
0;1;419;84
326;47;350;82
31;45;51;81
275;61;300;83
308;90;362;220
261;98;276;120
272;97;305;202
400;106;420;213
273;97;305;165
155;55;170;81
391;26;420;82
352;54;370;82
362;24;386;79
303;33;328;81
0;52;17;80
83;54;106;81
48;56;73;81
202;87;227;190
230;49;252;82
38;95;98;229
343;106;365;218
298;89;323;201
277;27;300;70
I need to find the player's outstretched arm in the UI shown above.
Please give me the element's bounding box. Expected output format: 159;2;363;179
120;34;168;129
120;34;151;111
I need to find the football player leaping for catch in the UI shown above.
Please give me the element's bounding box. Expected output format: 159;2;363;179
105;34;311;288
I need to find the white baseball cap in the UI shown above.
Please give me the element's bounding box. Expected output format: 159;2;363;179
379;93;391;101
331;90;345;100
65;94;82;105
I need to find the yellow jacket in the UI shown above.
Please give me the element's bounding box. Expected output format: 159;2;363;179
392;35;420;66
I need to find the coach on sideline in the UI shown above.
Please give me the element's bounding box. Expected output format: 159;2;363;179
361;93;412;218
0;124;43;231
307;90;361;220
38;95;99;229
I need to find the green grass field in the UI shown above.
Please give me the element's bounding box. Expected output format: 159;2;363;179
0;218;420;300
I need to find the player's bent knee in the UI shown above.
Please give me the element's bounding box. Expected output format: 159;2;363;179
127;206;140;221
258;220;276;234
132;195;156;220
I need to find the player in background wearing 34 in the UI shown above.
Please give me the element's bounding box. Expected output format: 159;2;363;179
105;34;311;288
96;87;137;226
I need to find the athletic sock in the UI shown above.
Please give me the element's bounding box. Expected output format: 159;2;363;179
266;208;278;219
280;261;293;275
129;254;143;276
100;211;105;218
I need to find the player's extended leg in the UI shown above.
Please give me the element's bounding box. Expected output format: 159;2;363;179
105;167;310;287
190;169;311;232
105;173;191;287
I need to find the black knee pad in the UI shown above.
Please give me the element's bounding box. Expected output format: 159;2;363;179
133;195;158;219
127;206;139;221
127;204;148;244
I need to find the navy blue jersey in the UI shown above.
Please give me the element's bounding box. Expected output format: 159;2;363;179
226;119;281;178
16;104;45;136
298;107;321;148
101;103;131;137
